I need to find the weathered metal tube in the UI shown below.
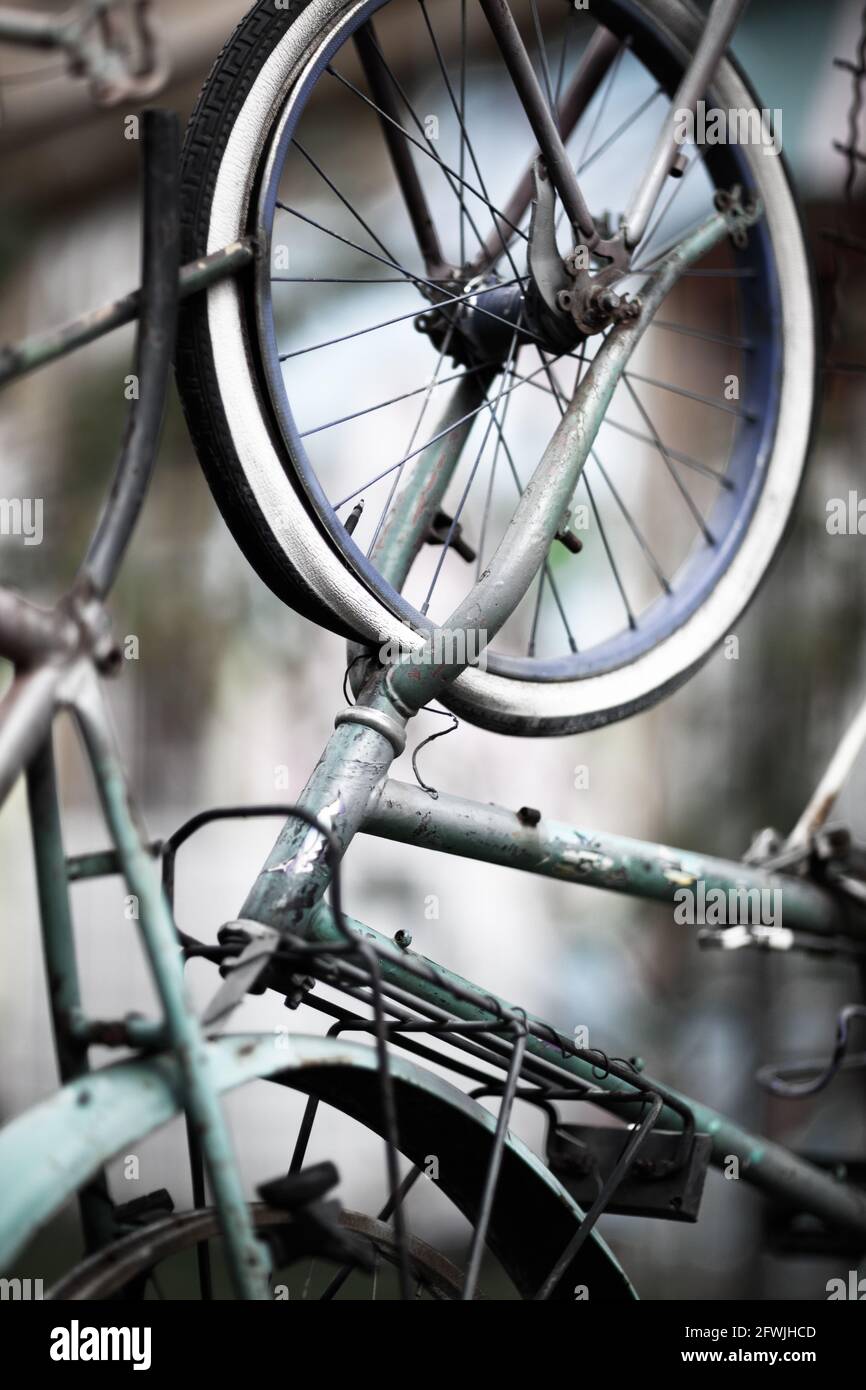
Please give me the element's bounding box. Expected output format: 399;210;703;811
362;779;862;939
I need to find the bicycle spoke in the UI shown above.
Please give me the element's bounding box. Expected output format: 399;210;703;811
492;348;679;616
631;148;704;268
332;355;558;510
320;1164;425;1301
575;31;626;172
365;28;496;265
625;368;756;421
591;447;671;595
543;556;580;652
277;200;426;285
354;25;446;275
475;380;514;579
301;1259;317;1300
623;376;715;542
527;569;546;657
417;0;524;284
367;324;458;556
583;470;636;629
553;79;663;239
278;202;564;352
459;0;467;266
681;268;756;278
633;206;746;279
293;138;399;265
272;276;417;284
650;318;752;350
530;0;556;113
539;350;634;636
278;276;523;361
488;376;579;653
326;63;527;243
472;26;622;272
421;325;522;613
301;361;487;440
577;84;663;177
478;0;597;241
602;414;730;487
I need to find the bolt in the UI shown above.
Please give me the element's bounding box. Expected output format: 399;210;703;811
283;974;315;1010
556;289;573;312
596;288;620;315
394;929;413;950
96;644;123;676
556;526;584;555
605;293;641;325
670;150;688;179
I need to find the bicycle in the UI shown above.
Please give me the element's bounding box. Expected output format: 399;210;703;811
1;0;864;1302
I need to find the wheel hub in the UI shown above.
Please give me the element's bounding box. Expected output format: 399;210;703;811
415;163;640;368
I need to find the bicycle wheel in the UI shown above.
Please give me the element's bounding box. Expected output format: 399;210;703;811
176;0;816;735
0;1033;636;1301
48;1206;472;1300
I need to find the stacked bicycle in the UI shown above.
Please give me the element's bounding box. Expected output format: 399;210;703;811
1;0;865;1301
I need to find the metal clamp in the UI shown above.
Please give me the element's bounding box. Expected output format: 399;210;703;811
334;706;407;756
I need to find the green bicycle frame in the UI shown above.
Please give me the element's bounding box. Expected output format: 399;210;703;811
2;80;865;1297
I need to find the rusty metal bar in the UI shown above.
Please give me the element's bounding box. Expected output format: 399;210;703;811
78;108;179;599
25;734;115;1253
622;0;750;246
0;240;254;391
477;0;599;244
362;778;862;939
353;24;446;277
470;26;623;273
68;665;272;1299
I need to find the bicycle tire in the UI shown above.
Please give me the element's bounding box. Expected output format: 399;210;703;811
175;0;816;735
48;1205;473;1300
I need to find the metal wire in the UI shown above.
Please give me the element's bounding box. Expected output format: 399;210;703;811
535;1091;664;1299
411;706;459;798
756;1004;866;1098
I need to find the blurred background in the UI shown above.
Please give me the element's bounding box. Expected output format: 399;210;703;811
1;0;866;1299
